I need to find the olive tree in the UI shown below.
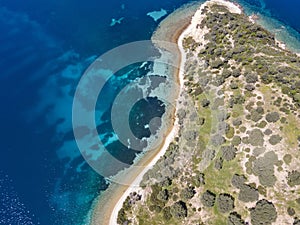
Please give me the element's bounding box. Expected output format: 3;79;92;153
170;201;188;219
201;190;216;207
217;193;235;213
250;199;277;225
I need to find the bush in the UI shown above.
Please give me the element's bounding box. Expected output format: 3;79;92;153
231;174;247;189
265;112;280;123
248;129;264;146
228;212;245;225
287;170;300;187
250;199;277;225
221;145;237;161
222;69;232;78
253;151;277;187
162;206;172;221
117;208;129;225
170;201;188;219
193;173;205;187
226;126;235;139
264;129;272;135
245;84;255;91
232;136;241;146
232;118;242;127
201;98;211;107
232;69;241;77
230;82;239;89
294;218;300;225
238;184;259;202
215;157;224;170
210;59;224;68
217;193;235;213
269;134;282;145
250;109;263;122
180;187;196;201
211;133;225;146
287;207;295;216
201;190;216;207
157;189;169;202
245;73;258;83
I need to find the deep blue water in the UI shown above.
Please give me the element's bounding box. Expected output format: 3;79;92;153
0;0;299;224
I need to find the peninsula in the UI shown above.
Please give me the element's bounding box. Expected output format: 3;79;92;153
92;1;300;224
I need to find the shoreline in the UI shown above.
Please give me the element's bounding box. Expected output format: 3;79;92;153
89;3;201;225
89;0;300;224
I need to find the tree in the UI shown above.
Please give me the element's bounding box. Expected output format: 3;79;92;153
157;189;169;202
215;157;224;170
221;145;237;161
248;129;264;146
250;199;277;225
180;187;196;201
228;212;245;225
245;73;258;83
170;201;188;219
201;98;211;107
217;193;235;213
162;206;172;221
232;69;241;77
231;174;247;189
210;59;224;69
265;112;280;123
238;184;259;202
201;190;216;207
211;133;225;146
287;170;300;187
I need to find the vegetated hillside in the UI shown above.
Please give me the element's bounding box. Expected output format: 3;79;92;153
117;2;300;225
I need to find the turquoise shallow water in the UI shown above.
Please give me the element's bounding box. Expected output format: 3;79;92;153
0;0;299;224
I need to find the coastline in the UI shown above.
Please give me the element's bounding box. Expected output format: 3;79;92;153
90;0;300;224
89;3;201;225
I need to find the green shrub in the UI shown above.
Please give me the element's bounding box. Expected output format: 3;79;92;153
287;170;300;187
228;212;245;225
180;187;196;201
232;69;241;77
233;118;242;127
170;201;188;219
221;145;237;161
269;134;282;145
217;193;235;213
232;136;241;146
245;73;258;83
193;173;205;187
162;206;172;221
250;199;277;225
238;184;259;202
215;157;224;170
287;207;295;216
248;129;264;146
210;59;224;68
283;154;292;165
211;133;225;146
201;190;216;207
231;174;247;189
157;189;169;202
201;98;211;107
265;112;280;123
257;120;267;128
226;126;235;139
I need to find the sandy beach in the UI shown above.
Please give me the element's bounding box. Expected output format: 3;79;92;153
90;2;202;225
90;1;247;224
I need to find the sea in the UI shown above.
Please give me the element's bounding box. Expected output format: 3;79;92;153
0;0;299;224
